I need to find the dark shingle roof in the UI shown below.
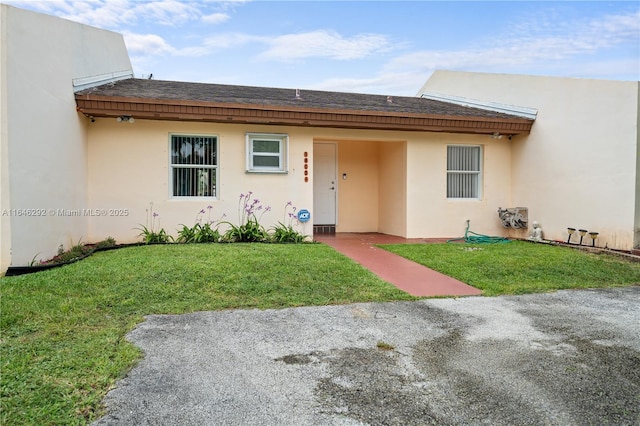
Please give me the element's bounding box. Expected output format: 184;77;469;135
77;78;521;120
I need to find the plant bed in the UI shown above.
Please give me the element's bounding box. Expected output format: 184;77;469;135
3;240;145;276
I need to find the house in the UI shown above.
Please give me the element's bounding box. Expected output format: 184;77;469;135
1;5;638;274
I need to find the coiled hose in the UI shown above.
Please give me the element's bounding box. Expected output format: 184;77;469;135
447;220;511;244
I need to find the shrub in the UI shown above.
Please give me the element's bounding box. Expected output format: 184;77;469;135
137;203;172;243
270;201;307;243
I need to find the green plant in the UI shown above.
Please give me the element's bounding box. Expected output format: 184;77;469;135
95;237;117;249
136;203;172;244
28;253;41;266
270;201;307;243
222;192;270;242
177;206;223;243
137;224;172;244
377;341;395;351
51;238;92;264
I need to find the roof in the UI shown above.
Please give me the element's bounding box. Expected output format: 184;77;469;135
75;78;534;135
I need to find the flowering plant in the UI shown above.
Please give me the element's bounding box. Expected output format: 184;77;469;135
222;192;270;242
137;202;172;243
270;201;307;243
176;205;224;243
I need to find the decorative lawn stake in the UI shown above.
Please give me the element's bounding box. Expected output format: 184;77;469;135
589;231;599;247
567;227;576;244
578;229;588;245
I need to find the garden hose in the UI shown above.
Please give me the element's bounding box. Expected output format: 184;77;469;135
447;220;511;244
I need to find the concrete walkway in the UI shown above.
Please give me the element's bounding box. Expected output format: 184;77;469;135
314;233;482;297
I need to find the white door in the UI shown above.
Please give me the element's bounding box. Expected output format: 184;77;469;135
313;143;337;224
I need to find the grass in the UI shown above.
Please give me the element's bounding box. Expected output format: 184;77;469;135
3;241;639;424
1;243;415;425
380;240;640;296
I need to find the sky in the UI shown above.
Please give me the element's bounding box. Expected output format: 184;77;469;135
4;1;639;95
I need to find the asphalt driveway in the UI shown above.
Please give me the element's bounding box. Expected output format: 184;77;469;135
94;287;640;425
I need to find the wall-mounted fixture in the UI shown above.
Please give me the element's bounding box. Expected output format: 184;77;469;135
491;132;513;140
342;173;347;180
116;115;134;123
497;207;528;229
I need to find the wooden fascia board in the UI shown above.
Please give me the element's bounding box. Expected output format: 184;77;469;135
75;95;534;134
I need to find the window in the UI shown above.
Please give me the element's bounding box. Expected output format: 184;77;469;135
246;133;288;173
170;134;217;197
447;145;482;199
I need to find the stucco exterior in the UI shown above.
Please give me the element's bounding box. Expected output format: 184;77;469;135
0;5;132;272
85;123;508;245
421;71;640;249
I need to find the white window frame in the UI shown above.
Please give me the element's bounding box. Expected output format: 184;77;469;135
245;133;288;173
446;145;482;199
169;133;219;198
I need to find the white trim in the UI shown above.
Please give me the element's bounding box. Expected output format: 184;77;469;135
72;70;134;92
446;144;483;200
420;91;538;120
245;133;288;173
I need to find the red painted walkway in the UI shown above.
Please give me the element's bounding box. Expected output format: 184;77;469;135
314;233;482;297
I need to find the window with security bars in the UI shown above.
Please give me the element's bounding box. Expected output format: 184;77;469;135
170;135;217;197
246;133;288;173
447;145;482;199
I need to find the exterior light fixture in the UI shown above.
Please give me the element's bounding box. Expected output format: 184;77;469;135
589;232;599;247
491;132;502;139
567;227;576;244
116;115;134;123
578;229;588;245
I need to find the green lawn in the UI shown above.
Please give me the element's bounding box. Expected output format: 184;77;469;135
2;241;639;425
380;240;640;296
1;243;414;425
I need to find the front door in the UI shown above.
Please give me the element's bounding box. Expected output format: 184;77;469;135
313;143;337;225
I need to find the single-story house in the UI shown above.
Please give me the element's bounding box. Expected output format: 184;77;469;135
1;5;638;274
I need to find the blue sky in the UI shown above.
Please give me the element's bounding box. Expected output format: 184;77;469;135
5;1;639;95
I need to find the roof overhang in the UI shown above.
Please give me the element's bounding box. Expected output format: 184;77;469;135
75;94;534;135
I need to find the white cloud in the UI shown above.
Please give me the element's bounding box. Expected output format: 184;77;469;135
133;0;201;26
258;30;392;61
123;32;175;56
202;12;230;25
50;0;139;29
310;9;640;95
4;0;224;28
384;9;640;79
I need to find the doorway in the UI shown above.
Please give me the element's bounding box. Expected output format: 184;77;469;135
313;142;337;233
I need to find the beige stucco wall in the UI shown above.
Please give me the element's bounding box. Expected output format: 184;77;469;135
0;5;131;271
87;120;505;243
379;141;407;236
421;71;640;249
405;133;513;239
336;140;380;232
86;120;316;243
